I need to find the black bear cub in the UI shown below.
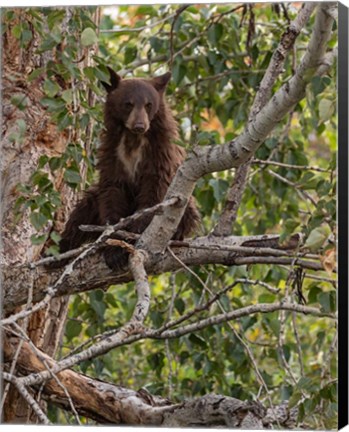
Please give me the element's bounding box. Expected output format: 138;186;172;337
59;68;200;269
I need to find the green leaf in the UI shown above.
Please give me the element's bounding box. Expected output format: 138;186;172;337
307;285;321;304
50;231;61;244
258;293;275;303
28;67;44;82
89;294;106;320
175;298;185;315
38;36;58;52
312;76;331;96
81;27;98;47
105;293;118;308
17;119;27;135
66;320;82;340
319;99;335;123
288;390;303;408
208;23;224;45
30;212;48;230
304;225;331;252
297;376;319;392
209;178;229;202
64;168;81;185
318;291;336;313
284;219;299;232
43;79;60;98
61;89;73;104
30;234;47;245
189;334;207;349
172;59;186;85
49;156;64;171
11;93;28;110
40;97;66;112
12;24;22;39
136;5;158;17
124;46;138;65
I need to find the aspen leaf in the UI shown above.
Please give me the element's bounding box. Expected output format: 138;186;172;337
81;27;98;47
304;225;331;252
319;98;335;123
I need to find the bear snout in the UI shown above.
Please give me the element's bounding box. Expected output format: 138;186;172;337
125;107;150;134
132;123;146;134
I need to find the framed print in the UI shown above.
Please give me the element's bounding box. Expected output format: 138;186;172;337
1;1;348;429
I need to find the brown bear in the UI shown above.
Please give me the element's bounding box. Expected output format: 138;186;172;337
59;68;200;270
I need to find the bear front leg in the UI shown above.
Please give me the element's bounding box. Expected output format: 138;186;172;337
60;189;100;253
98;185;134;271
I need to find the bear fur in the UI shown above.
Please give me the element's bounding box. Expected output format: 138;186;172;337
59;68;200;269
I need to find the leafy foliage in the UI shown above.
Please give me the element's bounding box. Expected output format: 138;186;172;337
3;4;337;428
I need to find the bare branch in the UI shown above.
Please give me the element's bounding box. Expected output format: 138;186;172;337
79;197;179;233
153;302;335;340
14;299;334;391
251;158;332;173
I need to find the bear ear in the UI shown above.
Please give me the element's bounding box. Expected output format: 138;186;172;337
101;67;121;93
151;72;172;93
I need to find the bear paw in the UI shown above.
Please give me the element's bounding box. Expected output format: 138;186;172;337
103;246;129;271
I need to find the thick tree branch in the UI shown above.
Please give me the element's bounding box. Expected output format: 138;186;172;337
3;336;297;427
2;232;329;315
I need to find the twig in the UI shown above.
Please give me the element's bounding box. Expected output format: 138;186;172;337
2;198;179;325
100;11;179;34
14;299;335;391
291;312;305;376
267;169;318;207
321;331;338;381
251;158;332;173
212;161;251;236
169;5;190;69
79;197;179;232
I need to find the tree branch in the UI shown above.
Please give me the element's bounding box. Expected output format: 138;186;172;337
3;232;328;315
2;372;51;425
9;299;334;391
2;337;297;427
138;3;335;255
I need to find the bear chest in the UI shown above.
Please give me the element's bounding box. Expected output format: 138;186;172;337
117;134;148;182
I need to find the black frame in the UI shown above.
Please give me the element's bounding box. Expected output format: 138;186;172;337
338;1;349;429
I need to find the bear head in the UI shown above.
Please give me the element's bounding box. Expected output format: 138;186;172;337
102;67;171;135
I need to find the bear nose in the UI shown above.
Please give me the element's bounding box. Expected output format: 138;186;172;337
132;123;146;134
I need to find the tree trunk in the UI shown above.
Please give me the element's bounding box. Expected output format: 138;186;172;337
1;8;99;422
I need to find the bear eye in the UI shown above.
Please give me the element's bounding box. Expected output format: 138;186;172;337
125;101;134;110
145;102;152;111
